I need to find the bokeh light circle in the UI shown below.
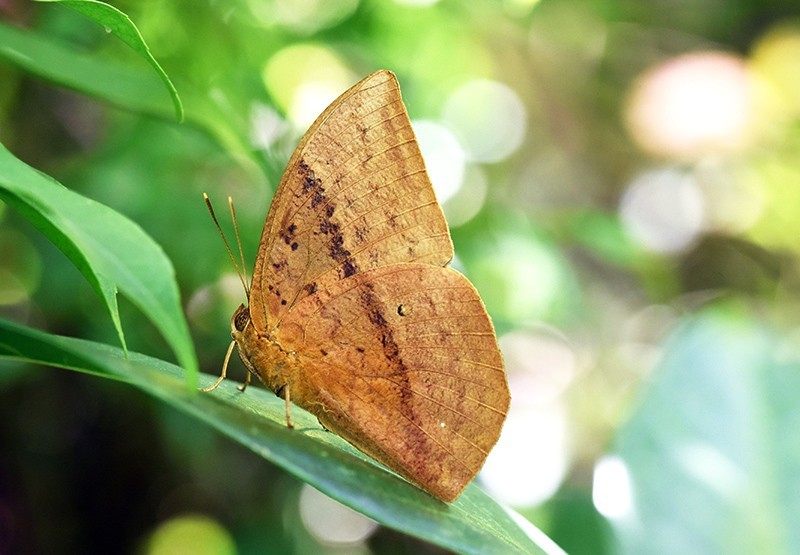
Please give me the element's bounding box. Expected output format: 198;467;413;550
750;25;800;122
299;485;378;546
593;456;634;520
472;234;567;322
480;330;576;507
442;79;527;163
619;167;705;254
411;120;466;204
263;46;355;129
144;514;236;555
443;164;488;227
393;0;440;6
247;0;360;35
626;51;754;159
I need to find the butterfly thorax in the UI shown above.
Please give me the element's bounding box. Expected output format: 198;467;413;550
230;304;301;398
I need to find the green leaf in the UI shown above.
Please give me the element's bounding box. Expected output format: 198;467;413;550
0;318;562;555
34;0;183;121
0;21;174;119
0;21;260;176
0;143;198;389
611;307;800;554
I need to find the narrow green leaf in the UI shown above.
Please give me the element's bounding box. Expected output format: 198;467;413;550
0;22;258;174
34;0;183;121
0;317;561;555
0;143;198;389
611;307;800;554
0;21;173;119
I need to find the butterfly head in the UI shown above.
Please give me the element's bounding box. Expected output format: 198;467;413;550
228;301;292;394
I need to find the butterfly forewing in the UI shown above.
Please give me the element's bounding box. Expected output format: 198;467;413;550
276;264;509;502
250;71;453;332
234;70;509;501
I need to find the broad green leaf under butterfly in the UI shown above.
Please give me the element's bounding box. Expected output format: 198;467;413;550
34;0;183;121
0;143;198;388
0;317;562;555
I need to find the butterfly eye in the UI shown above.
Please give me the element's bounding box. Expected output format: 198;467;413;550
234;306;251;332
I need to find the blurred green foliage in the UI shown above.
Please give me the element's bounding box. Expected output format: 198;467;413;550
1;0;800;553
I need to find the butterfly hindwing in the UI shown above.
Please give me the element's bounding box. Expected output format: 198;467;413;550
249;71;454;333
275;263;509;502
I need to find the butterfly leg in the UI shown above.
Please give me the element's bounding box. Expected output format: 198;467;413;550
200;339;236;392
285;384;294;429
237;371;251;392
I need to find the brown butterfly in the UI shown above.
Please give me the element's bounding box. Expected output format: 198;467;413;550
204;70;509;502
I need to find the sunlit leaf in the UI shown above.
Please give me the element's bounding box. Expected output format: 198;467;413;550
0;21;175;119
0;317;563;555
35;0;183;121
0;21;263;178
0;143;198;388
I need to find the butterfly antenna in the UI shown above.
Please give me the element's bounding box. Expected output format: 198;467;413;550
228;196;250;298
203;193;249;297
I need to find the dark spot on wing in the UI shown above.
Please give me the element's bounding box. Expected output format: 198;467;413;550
311;188;325;208
303;282;318;295
303;162;360;279
354;225;368;242
367;299;387;327
299;163;325;209
342;259;357;278
279;222;298;245
381;331;400;359
358;283;417;423
291;242;298;251
319;220;337;235
303;170;319;193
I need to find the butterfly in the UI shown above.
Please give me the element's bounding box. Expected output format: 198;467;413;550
204;70;509;502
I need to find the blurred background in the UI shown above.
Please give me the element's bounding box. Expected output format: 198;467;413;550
1;0;800;553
